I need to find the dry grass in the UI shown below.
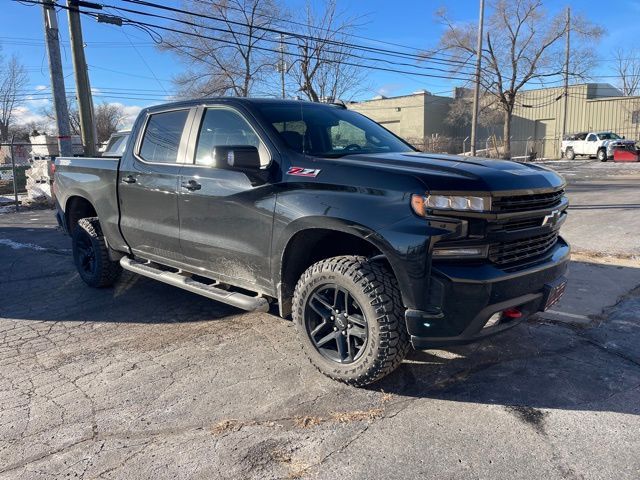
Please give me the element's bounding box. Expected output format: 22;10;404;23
294;415;324;429
210;419;246;436
271;447;312;479
330;407;384;423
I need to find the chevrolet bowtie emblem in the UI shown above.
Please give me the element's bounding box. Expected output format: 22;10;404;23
542;209;561;228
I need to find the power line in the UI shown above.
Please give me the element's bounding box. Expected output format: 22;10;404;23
15;0;474;82
101;1;476;76
119;0;472;68
187;0;468;63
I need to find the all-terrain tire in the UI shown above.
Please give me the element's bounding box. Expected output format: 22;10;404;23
72;217;122;288
598;148;607;162
565;147;575;160
292;255;410;386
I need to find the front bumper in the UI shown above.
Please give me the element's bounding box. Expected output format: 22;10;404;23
406;237;570;349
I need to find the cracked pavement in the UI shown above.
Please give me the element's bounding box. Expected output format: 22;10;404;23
1;161;640;479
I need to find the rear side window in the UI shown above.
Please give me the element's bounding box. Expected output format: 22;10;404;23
587;134;597;142
139;110;189;163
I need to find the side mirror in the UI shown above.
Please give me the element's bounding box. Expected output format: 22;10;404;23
212;145;261;170
622;135;626;139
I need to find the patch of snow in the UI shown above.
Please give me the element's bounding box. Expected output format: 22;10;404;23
0;238;70;254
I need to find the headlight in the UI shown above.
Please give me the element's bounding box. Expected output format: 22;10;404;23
411;194;491;216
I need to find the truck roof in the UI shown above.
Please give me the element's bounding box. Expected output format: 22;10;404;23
142;97;347;113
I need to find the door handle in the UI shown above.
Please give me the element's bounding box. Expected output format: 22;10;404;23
181;179;202;191
122;175;136;184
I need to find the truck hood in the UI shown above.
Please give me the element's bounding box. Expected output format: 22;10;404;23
604;139;636;147
332;152;565;194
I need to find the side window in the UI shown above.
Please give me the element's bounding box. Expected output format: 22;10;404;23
587;134;597;142
139;110;189;163
195;108;268;166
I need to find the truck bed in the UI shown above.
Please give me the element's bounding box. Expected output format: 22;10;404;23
54;157;126;252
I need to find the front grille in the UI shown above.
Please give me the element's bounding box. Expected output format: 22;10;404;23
489;217;543;232
493;189;564;212
489;231;559;267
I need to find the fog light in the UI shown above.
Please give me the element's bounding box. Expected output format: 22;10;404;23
484;313;501;328
432;246;488;259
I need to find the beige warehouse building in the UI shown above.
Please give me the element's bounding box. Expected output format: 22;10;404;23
513;83;640;158
349;83;640;159
348;90;458;151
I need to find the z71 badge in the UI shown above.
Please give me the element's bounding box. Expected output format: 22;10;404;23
287;166;321;177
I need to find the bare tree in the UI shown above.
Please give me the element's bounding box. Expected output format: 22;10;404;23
0;55;29;141
613;48;640;96
289;0;366;102
446;91;502;132
434;0;601;158
160;0;282;97
95;102;126;143
43;100;125;142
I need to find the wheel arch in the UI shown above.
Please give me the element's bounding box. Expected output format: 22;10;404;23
276;222;402;318
64;195;98;234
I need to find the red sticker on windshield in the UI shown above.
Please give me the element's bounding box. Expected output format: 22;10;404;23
287;166;321;177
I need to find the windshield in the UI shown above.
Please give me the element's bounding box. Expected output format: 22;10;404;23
597;132;621;140
255;103;414;158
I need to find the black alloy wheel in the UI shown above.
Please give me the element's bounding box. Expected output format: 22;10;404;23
292;256;410;386
305;284;368;364
75;232;98;276
72;217;122;288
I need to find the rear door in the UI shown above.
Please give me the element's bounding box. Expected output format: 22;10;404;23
177;105;277;291
119;107;196;263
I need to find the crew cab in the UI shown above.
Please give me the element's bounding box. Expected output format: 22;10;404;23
54;98;570;386
561;131;635;161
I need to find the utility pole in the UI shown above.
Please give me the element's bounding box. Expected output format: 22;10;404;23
279;33;286;99
42;0;72;157
561;7;571;144
470;0;485;156
67;0;97;156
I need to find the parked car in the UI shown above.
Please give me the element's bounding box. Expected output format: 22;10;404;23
561;131;636;161
100;130;131;157
54;98;570;386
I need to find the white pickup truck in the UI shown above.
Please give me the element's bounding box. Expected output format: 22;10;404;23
561;131;636;161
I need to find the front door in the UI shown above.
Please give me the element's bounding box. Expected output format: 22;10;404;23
177;106;277;292
118;107;193;263
585;133;599;156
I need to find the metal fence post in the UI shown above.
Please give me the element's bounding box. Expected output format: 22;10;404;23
10;135;19;212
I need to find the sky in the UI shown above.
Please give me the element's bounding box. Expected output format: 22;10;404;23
3;0;640;130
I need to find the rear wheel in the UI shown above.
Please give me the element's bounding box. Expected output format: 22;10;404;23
292;256;410;386
565;148;575;160
72;217;122;288
598;148;607;162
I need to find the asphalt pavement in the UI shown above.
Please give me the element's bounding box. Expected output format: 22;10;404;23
0;160;639;479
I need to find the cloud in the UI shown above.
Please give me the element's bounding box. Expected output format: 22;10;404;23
12;106;53;129
11;102;145;133
375;83;405;98
35;85;48;91
106;102;143;129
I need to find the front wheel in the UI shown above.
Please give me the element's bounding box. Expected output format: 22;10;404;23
598;149;608;162
72;217;122;288
292;256;410;386
565;148;575;160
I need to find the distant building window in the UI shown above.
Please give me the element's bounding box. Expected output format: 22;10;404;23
632;110;640;124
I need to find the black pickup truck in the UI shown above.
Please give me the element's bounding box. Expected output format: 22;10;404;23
54;98;569;385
